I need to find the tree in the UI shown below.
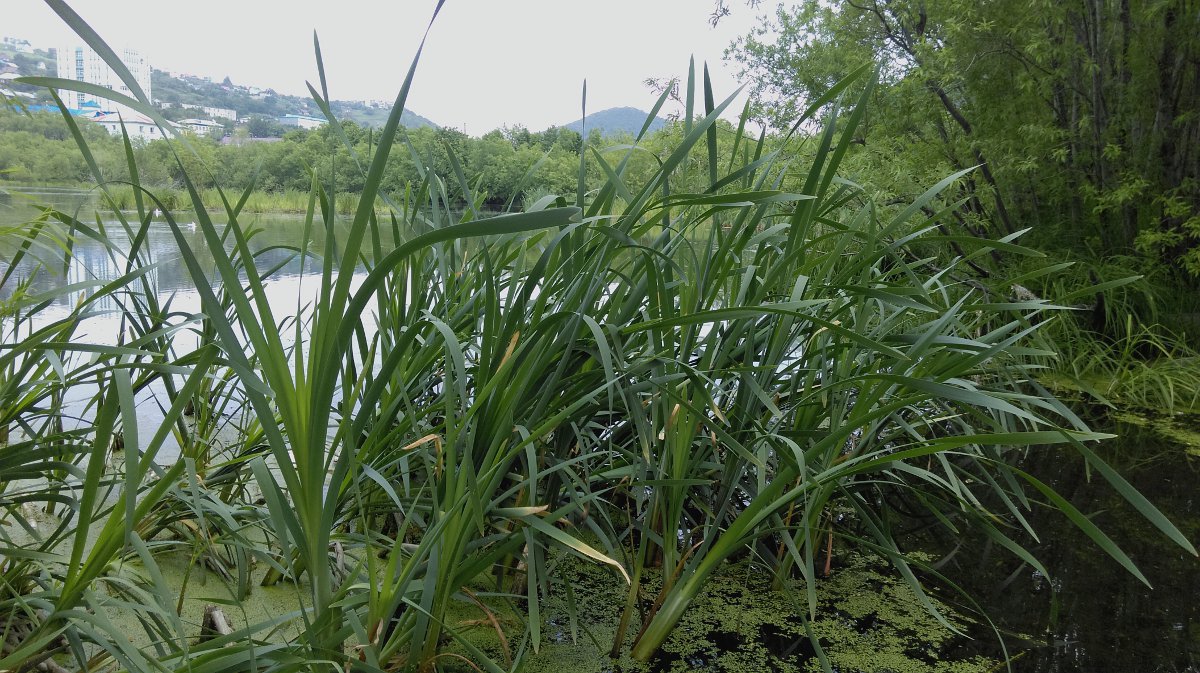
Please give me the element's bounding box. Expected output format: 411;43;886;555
729;0;1200;275
245;115;286;138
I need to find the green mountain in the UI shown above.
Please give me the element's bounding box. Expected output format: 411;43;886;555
331;102;437;130
563;107;666;137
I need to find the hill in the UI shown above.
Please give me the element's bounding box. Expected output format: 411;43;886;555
150;70;436;129
332;102;436;130
563;107;666;137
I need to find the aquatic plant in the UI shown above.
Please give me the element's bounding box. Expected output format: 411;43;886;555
1007;252;1200;412
1;1;1195;672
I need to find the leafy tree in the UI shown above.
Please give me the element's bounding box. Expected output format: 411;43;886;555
533;125;583;154
501;124;532;149
245;115;286;138
730;0;1200;277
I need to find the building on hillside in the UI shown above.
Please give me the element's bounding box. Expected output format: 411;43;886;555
88;111;164;141
177;103;237;121
278;113;325;130
56;44;151;116
2;37;33;53
177;118;224;136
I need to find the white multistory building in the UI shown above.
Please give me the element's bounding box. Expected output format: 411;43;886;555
278;114;326;130
90;111;163;141
177;103;237;121
56;44;151;116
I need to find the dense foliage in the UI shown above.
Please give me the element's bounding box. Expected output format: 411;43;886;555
730;0;1200;279
0;107;586;206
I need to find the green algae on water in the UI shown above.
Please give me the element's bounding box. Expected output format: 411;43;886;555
1111;410;1200;455
441;550;998;673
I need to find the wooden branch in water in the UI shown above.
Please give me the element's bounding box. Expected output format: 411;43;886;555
199;605;234;642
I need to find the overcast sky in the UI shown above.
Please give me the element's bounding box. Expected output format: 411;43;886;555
8;0;767;133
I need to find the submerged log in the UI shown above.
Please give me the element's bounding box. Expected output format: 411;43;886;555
199;605;234;642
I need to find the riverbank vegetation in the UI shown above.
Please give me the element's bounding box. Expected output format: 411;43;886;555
1;1;1197;672
5;108;1200;414
727;0;1200;413
0;104;585;209
5;103;1198;410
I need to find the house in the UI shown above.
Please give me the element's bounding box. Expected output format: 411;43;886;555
278;113;325;130
178;103;237;121
88;111;165;141
2;37;32;53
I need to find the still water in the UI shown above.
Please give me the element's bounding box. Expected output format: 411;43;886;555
1;192;352;309
1;189;367;461
946;423;1199;672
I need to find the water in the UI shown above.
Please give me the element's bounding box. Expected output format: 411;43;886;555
0;190;342;308
932;421;1200;672
0;188;365;462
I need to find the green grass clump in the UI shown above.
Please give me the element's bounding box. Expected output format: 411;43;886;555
0;2;1195;673
1008;252;1200;413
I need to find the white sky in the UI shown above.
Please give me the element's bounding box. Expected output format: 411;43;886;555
7;0;767;133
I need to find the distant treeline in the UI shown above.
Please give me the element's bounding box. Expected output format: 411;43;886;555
0;108;644;207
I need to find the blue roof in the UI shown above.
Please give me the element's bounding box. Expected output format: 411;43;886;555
24;104;93;116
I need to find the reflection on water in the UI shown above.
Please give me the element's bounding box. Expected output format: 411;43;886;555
935;423;1199;672
1;190;373;462
2;205;335;309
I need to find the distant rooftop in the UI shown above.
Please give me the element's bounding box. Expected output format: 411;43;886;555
279;114;325;122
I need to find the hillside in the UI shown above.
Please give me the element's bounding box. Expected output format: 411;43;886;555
563;106;666;137
332;102;437;131
150;70;436;129
0;45;57;104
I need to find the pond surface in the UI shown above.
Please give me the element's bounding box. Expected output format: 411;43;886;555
0;188;337;307
931;421;1199;673
1;188;358;461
